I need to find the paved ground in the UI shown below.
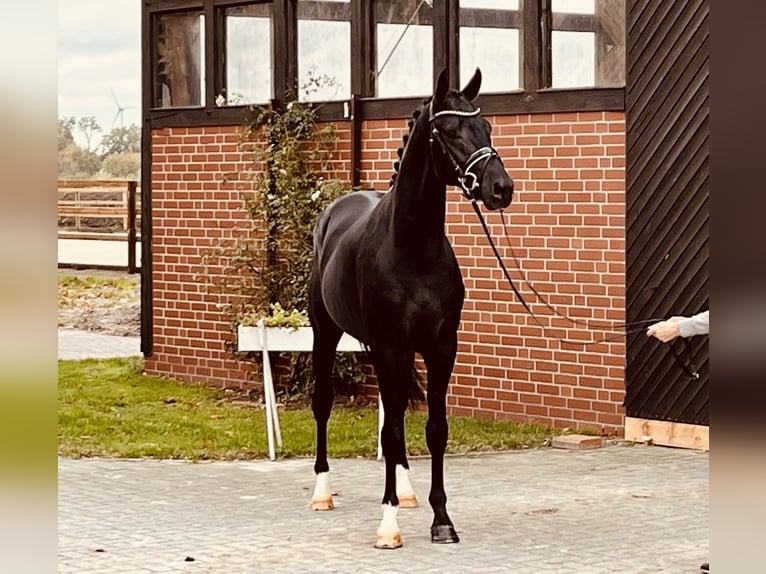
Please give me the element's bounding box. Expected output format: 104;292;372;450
57;331;708;573
58;238;141;269
59;446;708;573
58;328;141;360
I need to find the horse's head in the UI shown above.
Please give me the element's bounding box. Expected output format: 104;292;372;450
429;67;514;211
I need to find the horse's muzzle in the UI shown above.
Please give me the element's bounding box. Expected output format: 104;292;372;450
482;176;513;211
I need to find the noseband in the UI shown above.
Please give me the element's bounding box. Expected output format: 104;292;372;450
428;102;500;200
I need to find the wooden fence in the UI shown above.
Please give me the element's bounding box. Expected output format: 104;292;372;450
57;180;141;273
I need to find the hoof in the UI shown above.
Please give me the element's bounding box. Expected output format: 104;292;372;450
431;524;460;544
374;532;403;549
398;495;419;509
310;497;334;511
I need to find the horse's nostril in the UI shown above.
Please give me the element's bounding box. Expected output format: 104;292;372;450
494;181;513;199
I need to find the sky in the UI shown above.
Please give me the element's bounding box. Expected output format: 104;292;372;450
58;0;141;147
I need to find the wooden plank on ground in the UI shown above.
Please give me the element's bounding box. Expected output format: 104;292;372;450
624;416;708;451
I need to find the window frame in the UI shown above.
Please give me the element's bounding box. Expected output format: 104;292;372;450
143;0;625;129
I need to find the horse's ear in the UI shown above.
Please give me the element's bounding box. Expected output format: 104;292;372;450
462;67;482;102
434;67;449;104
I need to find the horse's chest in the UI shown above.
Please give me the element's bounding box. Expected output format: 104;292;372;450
371;259;464;311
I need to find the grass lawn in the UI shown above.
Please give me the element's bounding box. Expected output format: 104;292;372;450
59;357;576;461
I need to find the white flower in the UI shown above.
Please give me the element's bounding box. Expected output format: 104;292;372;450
310;190;321;201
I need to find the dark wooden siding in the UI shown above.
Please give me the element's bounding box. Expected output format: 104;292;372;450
625;0;709;425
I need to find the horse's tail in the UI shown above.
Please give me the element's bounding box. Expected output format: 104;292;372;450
408;366;426;408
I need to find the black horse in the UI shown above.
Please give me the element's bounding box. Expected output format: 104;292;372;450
308;68;514;548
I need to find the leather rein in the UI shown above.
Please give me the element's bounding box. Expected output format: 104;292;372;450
427;103;699;379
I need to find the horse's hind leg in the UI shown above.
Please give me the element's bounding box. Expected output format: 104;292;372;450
422;338;460;544
308;290;342;511
394;367;418;509
396;458;419;509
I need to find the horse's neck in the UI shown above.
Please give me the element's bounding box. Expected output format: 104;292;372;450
389;118;447;245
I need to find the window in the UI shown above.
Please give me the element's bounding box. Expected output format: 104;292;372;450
459;0;522;93
374;0;433;98
224;3;273;105
551;0;625;89
145;0;626;118
298;0;351;102
154;11;205;107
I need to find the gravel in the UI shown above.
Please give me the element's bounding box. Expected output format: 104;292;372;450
58;269;141;337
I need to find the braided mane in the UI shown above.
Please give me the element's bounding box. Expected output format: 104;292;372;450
388;96;433;189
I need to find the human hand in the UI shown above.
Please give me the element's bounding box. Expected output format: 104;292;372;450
646;320;681;342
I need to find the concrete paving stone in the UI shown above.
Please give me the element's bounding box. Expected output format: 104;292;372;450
59;446;708;572
58;328;140;360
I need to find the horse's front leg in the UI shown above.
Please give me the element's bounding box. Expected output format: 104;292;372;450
376;399;409;549
423;342;460;544
372;350;412;549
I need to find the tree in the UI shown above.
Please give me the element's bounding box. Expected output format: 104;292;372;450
101;153;140;179
100;125;141;156
58;117;76;151
77;117;102;152
58;145;102;179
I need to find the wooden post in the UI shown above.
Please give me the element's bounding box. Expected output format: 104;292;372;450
127;181;138;274
349;94;361;188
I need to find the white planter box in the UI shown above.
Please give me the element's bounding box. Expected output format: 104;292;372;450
234;321;377;461
236;325;365;353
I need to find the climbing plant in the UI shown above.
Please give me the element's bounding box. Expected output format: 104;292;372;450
204;89;366;399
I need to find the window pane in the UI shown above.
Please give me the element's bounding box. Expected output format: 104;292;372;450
552;0;594;14
552;31;595;88
375;0;433;98
298;0;351;101
461;0;519;8
551;0;625;88
224;4;273;105
154;11;204;107
460;0;522;92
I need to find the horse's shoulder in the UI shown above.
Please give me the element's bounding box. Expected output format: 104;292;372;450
323;189;382;218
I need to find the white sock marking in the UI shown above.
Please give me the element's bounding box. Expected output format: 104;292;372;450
396;465;416;499
377;503;400;536
312;471;331;501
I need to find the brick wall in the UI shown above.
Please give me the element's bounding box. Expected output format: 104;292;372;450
145;126;260;388
146;111;626;434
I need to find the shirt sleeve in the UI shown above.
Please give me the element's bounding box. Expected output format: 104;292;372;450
678;310;709;337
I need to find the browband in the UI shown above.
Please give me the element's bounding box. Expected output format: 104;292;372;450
429;105;481;121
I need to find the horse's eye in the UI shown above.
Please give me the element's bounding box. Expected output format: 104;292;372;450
444;128;459;138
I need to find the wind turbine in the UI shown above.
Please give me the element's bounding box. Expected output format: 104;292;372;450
110;87;136;128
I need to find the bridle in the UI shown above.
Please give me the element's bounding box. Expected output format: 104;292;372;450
426;102;700;379
428;101;500;200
